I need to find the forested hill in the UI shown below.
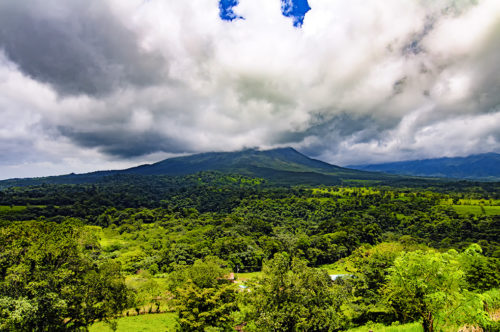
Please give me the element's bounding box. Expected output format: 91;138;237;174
0;147;402;187
349;152;500;181
124;147;344;175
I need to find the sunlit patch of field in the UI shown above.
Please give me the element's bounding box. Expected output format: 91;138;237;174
318;261;349;275
89;312;178;332
0;205;47;212
452;205;500;216
345;322;423;332
0;205;28;212
235;271;262;281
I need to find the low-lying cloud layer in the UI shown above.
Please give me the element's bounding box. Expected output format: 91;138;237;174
1;0;499;179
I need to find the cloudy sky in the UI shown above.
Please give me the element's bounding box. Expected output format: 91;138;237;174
1;0;499;179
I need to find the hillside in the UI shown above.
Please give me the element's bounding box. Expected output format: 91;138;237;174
0;147;397;187
349;153;500;181
124;147;343;175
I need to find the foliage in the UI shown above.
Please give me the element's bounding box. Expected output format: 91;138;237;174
243;253;346;331
0;221;131;331
482;288;500;310
383;249;493;332
167;256;238;331
342;242;425;325
458;244;500;291
126;271;164;313
0;174;499;330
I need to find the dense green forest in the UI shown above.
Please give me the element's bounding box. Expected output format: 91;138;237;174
0;172;499;331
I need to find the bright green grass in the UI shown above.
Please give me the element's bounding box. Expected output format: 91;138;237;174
90;315;422;332
89;313;178;332
0;205;26;212
453;205;500;216
345;321;422;332
236;271;262;281
0;205;46;212
99;228;129;247
124;274;169;292
318;262;349;275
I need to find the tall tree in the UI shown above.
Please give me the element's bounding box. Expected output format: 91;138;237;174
0;221;130;331
244;252;346;331
167;256;238;331
383;249;493;332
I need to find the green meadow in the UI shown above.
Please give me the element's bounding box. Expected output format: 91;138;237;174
452;204;500;216
89;313;178;332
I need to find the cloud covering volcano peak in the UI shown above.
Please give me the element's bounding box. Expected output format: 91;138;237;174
0;0;499;179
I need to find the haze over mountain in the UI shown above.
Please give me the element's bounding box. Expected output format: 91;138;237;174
0;148;398;187
349;153;500;181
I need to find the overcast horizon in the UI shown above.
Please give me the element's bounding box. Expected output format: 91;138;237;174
1;0;499;180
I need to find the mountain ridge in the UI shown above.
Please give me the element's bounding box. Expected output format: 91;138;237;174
124;147;344;176
0;147;393;187
348;152;500;180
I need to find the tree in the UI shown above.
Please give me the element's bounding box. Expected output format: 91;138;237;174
383;249;487;332
0;220;131;331
343;242;412;325
244;252;346;331
458;244;500;292
167;256;238;331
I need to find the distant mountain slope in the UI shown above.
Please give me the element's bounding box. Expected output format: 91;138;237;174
125;148;343;175
0;148;396;187
348;153;500;180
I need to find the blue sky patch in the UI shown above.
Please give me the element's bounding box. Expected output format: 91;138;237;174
219;0;243;21
219;0;311;26
280;0;310;27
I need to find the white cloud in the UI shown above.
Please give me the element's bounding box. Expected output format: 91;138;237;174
0;0;499;179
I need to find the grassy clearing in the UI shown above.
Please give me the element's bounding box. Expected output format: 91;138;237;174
100;228;129;248
236;271;262;281
452;205;500;216
0;205;27;212
345;321;423;332
89;313;178;332
318;261;349;275
90;314;423;332
0;205;46;212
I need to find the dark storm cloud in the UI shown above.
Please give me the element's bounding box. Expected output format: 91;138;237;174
57;126;190;158
282;113;393;161
0;0;165;96
0;0;499;179
305;113;382;140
